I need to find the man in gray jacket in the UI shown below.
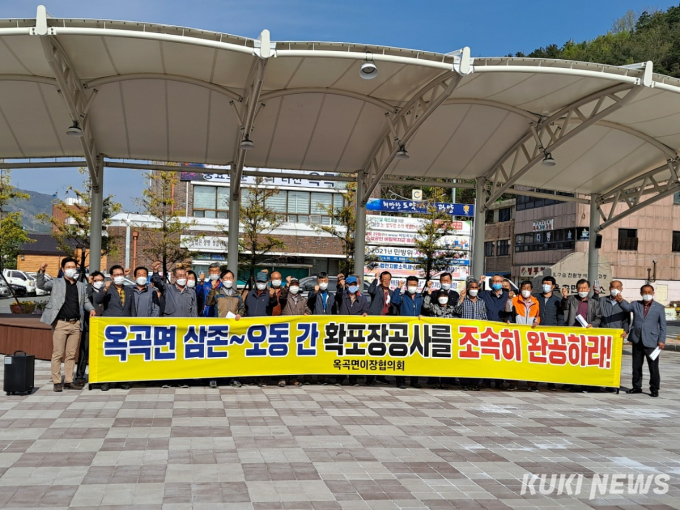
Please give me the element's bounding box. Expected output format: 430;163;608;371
37;258;95;392
561;279;602;328
156;266;196;317
131;267;160;318
618;285;666;397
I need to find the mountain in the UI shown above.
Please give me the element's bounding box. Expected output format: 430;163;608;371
6;188;54;234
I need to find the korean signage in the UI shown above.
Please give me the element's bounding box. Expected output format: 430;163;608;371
366;199;474;216
368;246;469;264
179;165;344;189
532;219;554;232
366;231;470;250
520;266;548;277
366;215;471;235
181;235;227;253
90;317;622;387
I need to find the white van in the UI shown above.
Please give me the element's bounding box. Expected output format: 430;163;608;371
1;269;37;296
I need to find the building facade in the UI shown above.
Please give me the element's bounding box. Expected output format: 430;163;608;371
483;198;515;277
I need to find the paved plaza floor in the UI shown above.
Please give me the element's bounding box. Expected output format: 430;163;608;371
1;348;679;509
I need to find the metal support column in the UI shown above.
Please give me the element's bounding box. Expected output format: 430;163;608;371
472;178;486;278
587;193;600;285
353;173;367;278
89;162;104;272
227;167;241;278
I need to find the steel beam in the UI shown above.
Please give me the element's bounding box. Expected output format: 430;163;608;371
353;172;368;277
587;193;600;285
597;158;680;230
483;78;649;209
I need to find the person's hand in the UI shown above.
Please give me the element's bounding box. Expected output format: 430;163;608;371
480;275;487;282
561;287;569;299
418;314;422;320
426;281;433;294
199;271;205;281
87;275;94;284
235;314;241;320
286;275;291;284
269;287;276;297
39;263;48;272
152;261;161;272
304;312;309;316
459;288;466;300
586;324;593;328
338;276;345;288
314;284;320;292
532;319;538;328
124;268;131;277
397;280;404;289
261;269;269;274
659;342;665;350
89;310;97;317
622;331;628;339
508;290;515;299
105;281;111;290
615;293;623;303
362;313;367;317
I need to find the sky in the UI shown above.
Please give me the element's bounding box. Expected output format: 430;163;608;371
5;0;679;210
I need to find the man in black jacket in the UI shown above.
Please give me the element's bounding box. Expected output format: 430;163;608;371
74;271;105;385
535;276;564;390
365;270;393;385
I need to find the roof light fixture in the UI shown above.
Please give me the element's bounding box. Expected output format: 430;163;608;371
66;121;83;137
542;152;556;166
240;135;254;151
360;53;378;80
395;144;409;160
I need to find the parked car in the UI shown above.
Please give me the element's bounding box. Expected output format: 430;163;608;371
1;269;36;296
26;272;51;296
0;279;10;298
8;284;27;297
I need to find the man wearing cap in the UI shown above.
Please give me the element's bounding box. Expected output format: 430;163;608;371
334;275;368;386
280;276;311;316
245;271;278;317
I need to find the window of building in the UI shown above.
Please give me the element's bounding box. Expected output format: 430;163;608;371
673;231;680;252
674;191;680;205
498;207;512;222
514;228;578;252
193;185;343;224
618;228;638;251
485;209;494;224
515;189;574;211
484;241;494;257
497;239;510;256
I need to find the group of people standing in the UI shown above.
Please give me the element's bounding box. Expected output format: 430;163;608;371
38;259;666;396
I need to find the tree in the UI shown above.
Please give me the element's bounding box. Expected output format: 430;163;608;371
232;177;286;286
137;170;201;277
311;183;357;274
0;170;33;303
38;168;121;275
411;188;464;285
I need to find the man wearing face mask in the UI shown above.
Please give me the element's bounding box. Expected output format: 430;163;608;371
307;272;336;315
268;271;285;316
94;265;136;318
618;285;666;397
155;266;197;318
245;272;278;317
131;267;161;319
561;279;602;328
478;274;511;323
334;275;368;386
198;263;223;317
422;285;456;390
367;270;395;316
436;272;460;309
506;280;541;392
536;276;565;391
454;279;488;391
391;276;424;389
74;271;105;385
38;258;96;392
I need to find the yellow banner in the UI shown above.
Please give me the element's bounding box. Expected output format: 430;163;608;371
89;316;623;386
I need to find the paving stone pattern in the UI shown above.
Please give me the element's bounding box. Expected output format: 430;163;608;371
1;348;679;509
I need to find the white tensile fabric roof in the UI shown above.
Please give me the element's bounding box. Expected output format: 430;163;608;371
1;9;680;199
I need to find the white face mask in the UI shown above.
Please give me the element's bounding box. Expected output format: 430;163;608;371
407;286;418;294
186;280;196;288
223;280;233;288
289;286;299;295
113;276;125;286
610;289;620;297
521;290;532;298
438;297;449;305
93;281;104;290
256;282;267;291
578;291;589;298
642;294;653;302
271;279;281;287
542;284;552;294
209;273;219;281
136;277;147;286
64;268;77;279
468;289;478;297
176;278;187;287
319;282;328;290
441;283;451;291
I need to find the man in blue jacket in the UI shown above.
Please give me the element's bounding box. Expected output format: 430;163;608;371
198;262;223;317
307;272;336;315
618;285;666;397
391;276;423;389
244;272;278;317
334;275;368;386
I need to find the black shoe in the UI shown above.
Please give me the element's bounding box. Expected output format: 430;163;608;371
506;385;517;391
210;380;217;389
410;383;422;389
470;385;480;391
53;383;63;392
101;383;110;391
397;384;406;389
528;386;539;392
461;385;469;391
626;388;642;394
119;383;131;390
547;383;557;391
651;391;659;398
604;387;618;393
64;382;85;390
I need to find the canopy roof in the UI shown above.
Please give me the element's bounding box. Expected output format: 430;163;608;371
2;8;680;204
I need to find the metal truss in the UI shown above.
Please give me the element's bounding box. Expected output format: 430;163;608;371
33;7;102;189
483;80;649;209
359;63;470;205
229;30;272;200
597;158;680;231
